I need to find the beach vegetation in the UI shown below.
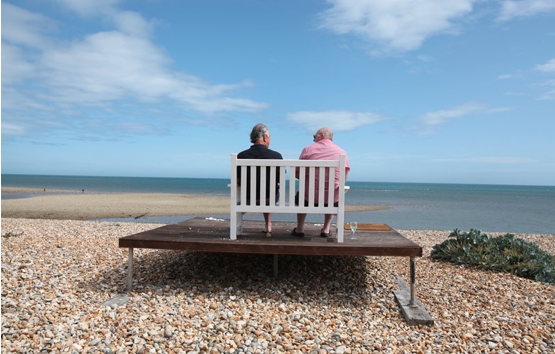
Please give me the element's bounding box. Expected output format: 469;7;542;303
431;229;555;284
2;231;24;239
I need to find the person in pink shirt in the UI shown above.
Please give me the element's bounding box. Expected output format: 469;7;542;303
291;127;350;238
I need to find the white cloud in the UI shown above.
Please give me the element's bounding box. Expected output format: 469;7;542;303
536;58;555;73
54;0;120;17
37;14;264;112
1;43;37;84
1;122;28;136
433;156;538;164
536;58;555;100
286;110;384;132
317;0;476;53
113;11;155;38
538;80;555;100
420;102;486;126
497;72;523;80
414;102;489;135
1;3;56;49
2;3;268;141
539;90;555;99
498;0;555;21
487;107;514;113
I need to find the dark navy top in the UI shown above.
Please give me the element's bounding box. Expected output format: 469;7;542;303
237;144;283;202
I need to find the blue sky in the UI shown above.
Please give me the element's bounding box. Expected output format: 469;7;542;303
2;0;554;185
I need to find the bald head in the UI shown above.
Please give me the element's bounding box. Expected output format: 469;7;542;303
315;127;333;141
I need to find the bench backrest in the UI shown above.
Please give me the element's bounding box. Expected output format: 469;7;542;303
230;153;347;214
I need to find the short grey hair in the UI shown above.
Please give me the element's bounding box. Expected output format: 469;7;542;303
250;123;269;143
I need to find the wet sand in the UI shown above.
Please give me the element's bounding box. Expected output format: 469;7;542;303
1;187;385;220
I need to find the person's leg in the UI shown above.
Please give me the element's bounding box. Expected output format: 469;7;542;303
322;214;334;234
295;213;307;233
263;213;272;232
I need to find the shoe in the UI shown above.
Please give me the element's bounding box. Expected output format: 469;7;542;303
291;228;305;237
320;229;330;238
262;230;272;238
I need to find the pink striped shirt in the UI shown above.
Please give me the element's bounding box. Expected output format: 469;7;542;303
296;139;350;204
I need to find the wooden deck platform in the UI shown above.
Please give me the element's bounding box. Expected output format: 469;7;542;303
119;217;422;257
118;217;432;325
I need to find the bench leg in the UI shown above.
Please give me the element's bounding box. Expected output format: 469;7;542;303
230;214;237;240
230;212;244;240
126;248;134;292
336;212;344;243
409;256;416;307
237;212;243;236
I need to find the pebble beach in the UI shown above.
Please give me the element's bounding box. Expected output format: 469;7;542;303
1;192;555;353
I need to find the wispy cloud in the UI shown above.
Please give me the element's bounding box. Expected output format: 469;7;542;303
538;81;555;100
317;0;477;54
1;2;267;141
420;102;486;126
536;58;555;100
286;110;385;132
536;58;555;73
497;72;523;80
498;0;555;21
1;3;56;49
487;107;514;113
413;102;500;135
433;156;538;164
317;0;555;55
55;0;120;17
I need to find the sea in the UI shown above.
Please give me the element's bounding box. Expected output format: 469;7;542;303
2;174;554;235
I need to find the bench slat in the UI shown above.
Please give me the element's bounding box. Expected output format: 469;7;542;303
318;167;325;207
308;167;315;208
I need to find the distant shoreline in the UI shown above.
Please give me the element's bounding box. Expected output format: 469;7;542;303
2;186;84;194
1;188;387;221
5;182;553;234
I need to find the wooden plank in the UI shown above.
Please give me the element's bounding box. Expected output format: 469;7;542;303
344;223;392;231
393;277;434;326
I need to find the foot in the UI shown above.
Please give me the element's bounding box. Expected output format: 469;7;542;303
320;229;330;238
291;228;305;237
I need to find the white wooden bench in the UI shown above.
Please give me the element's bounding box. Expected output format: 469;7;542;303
230;153;349;242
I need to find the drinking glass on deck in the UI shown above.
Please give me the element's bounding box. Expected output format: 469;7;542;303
349;221;358;240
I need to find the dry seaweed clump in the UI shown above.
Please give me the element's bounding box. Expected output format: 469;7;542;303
431;229;555;284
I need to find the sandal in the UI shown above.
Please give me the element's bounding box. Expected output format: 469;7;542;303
291;228;305;237
320;229;330;238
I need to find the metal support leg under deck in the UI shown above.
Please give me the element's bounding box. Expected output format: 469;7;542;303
409;256;416;307
126;248;134;292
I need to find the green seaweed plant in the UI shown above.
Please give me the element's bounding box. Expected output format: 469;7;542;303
2;232;24;239
431;229;555;284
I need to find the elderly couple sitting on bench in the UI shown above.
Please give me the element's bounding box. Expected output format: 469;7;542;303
235;124;350;239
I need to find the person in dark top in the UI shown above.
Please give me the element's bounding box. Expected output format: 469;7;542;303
237;123;283;237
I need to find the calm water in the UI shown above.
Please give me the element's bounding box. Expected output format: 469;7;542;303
2;174;554;234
